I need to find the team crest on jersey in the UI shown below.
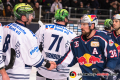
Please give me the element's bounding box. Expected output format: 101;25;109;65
74;41;79;48
91;41;99;47
109;39;114;46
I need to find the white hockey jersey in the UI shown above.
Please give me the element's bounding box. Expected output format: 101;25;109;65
0;23;5;69
1;22;44;80
36;23;77;79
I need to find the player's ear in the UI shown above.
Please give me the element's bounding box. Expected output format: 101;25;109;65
91;23;95;29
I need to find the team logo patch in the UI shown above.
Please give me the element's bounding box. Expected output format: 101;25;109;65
109;39;114;46
91;41;99;47
74;41;79;48
29;46;39;59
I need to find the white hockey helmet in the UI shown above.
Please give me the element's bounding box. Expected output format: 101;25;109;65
113;14;120;20
87;14;98;27
78;14;92;26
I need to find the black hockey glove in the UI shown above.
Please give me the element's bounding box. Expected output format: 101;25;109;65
42;59;50;68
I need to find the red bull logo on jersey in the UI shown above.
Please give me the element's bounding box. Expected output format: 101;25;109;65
109;40;114;46
77;53;104;67
115;43;120;53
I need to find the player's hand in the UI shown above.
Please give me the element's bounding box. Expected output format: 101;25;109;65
47;61;57;70
2;73;10;80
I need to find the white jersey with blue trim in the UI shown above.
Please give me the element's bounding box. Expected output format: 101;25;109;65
36;23;77;79
0;23;5;68
0;22;44;80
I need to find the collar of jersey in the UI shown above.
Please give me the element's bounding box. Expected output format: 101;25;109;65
113;30;120;38
15;21;26;27
54;23;66;27
81;31;96;42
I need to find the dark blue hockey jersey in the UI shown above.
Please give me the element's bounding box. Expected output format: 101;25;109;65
103;30;112;37
110;30;120;65
55;31;118;80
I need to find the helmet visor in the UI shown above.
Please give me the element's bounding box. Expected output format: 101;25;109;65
78;20;92;28
26;11;35;19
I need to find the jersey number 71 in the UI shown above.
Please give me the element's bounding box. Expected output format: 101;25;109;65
48;34;63;52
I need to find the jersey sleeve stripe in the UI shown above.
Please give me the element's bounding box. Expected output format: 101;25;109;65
7;73;30;76
94;35;108;43
58;50;71;65
32;56;44;67
9;77;29;79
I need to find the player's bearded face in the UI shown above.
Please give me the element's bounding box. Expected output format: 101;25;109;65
81;23;90;35
113;19;120;30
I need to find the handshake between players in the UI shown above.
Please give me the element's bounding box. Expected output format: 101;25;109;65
47;61;57;70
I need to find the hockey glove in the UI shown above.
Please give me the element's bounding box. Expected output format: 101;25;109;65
42;59;50;68
103;68;117;80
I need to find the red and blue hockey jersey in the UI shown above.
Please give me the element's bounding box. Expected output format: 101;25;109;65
110;31;120;65
56;31;118;80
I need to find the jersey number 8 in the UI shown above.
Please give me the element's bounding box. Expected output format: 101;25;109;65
3;34;16;70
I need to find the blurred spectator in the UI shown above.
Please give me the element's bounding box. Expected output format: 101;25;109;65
70;0;81;18
118;6;120;13
5;4;13;17
4;0;13;10
42;0;53;22
0;0;4;16
84;3;91;14
50;0;62;13
101;0;111;9
89;0;99;14
77;2;84;14
110;3;118;14
43;0;53;14
62;0;70;8
110;0;120;6
99;0;110;15
33;2;40;22
71;0;81;8
10;0;18;7
18;0;24;3
26;0;34;7
43;0;53;6
59;0;62;3
33;2;46;22
32;0;41;5
81;0;89;6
